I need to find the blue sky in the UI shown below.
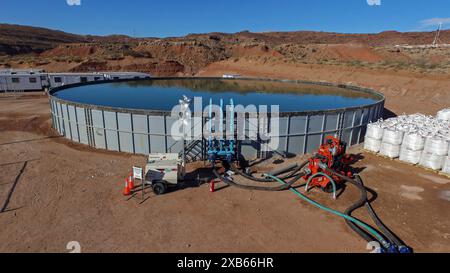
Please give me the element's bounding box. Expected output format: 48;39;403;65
1;0;449;37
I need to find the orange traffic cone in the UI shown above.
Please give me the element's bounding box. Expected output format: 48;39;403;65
128;173;135;190
210;179;215;193
123;179;131;196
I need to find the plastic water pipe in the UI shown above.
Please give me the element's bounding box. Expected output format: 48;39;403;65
208;98;213;148
229;99;235;152
219;98;224;151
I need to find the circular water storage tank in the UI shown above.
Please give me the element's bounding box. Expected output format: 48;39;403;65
49;77;385;159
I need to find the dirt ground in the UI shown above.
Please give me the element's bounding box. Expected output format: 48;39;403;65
0;76;449;253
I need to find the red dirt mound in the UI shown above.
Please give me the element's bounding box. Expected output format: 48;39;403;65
40;44;96;58
326;44;382;63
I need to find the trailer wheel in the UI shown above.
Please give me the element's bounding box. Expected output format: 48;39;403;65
152;181;167;195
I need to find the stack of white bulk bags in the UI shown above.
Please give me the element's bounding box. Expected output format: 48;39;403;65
380;129;403;158
364;123;384;152
399;133;425;164
363;110;450;173
419;137;448;170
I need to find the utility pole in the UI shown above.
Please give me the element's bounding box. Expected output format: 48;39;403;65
432;22;442;47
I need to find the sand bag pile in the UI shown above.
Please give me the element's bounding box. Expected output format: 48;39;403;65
364;110;450;173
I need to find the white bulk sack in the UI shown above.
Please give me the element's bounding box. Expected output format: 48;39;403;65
442;156;450;174
380;142;401;158
437;109;450;121
382;129;404;145
364;136;382;153
419;152;445;170
366;123;384;140
424;137;449;156
402;133;425;151
399;147;422;165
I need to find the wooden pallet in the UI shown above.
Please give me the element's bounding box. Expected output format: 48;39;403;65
363;149;397;160
393;158;418;167
438;171;450;179
362;149;380;156
415;164;441;174
362;149;449;177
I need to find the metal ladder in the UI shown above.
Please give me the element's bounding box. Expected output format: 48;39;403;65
85;109;96;147
337;111;346;141
181;139;205;163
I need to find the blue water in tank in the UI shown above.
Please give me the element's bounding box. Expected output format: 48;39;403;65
53;79;379;112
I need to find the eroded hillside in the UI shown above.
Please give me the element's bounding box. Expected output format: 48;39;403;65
1;24;449;76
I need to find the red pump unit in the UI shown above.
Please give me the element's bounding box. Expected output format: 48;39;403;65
303;136;353;192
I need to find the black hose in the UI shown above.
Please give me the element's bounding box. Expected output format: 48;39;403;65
231;167;274;183
219;157;410;251
354;175;405;247
213;168;305;191
323;167;394;248
231;160;308;183
222;153;409;251
268;163;299;176
343;176;380;243
325;167;407;248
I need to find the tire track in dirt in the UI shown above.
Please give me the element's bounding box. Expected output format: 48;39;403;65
1;161;27;213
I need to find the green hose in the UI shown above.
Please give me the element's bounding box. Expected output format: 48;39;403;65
305;172;337;199
265;173;389;248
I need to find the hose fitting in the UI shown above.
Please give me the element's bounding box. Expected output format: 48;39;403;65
398;245;413;253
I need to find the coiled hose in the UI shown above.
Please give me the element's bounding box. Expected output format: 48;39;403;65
213;168;305;191
210;160;309;191
324;167;409;250
214;159;410;251
265;173;390;249
231;160;308;183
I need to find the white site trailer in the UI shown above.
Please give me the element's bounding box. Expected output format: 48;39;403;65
0;69;151;92
47;73;105;88
102;72;151;80
47;72;150;88
0;69;49;92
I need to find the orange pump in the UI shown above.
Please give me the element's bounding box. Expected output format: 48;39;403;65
303;136;353;192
